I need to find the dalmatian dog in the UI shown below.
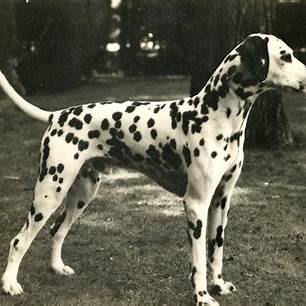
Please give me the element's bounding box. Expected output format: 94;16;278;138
1;34;306;306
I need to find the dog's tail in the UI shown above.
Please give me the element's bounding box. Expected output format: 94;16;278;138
0;70;51;122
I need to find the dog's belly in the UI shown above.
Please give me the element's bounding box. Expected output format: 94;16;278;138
91;156;187;197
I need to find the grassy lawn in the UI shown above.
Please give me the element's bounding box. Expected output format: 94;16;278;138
0;76;305;305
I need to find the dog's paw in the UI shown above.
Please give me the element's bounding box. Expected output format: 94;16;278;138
1;276;23;295
194;291;220;306
52;264;75;276
210;280;237;296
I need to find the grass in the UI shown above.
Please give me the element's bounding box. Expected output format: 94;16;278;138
0;76;306;305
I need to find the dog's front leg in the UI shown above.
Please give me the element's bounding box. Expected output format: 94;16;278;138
207;160;243;296
184;186;220;306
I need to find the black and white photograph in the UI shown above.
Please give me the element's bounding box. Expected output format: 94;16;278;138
0;0;305;305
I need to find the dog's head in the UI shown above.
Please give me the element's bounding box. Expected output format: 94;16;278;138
237;34;306;92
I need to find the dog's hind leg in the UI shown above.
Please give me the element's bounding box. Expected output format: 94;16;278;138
50;162;102;275
1;137;87;295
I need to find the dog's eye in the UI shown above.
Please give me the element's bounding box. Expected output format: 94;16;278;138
280;53;292;63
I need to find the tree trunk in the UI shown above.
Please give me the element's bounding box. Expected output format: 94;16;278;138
0;1;25;95
189;0;293;148
246;91;293;147
189;0;236;96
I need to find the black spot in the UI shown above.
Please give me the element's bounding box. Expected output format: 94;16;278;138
226;108;231;118
216;225;224;247
53;175;58;182
118;130;124;139
30;204;35;215
77;200;85;209
224;53;238;63
50;211;66;237
214;74;220;86
74;153;79;159
39;137;50;182
88;130;100;139
13;239;19;248
84;114;92;124
88;103;96;108
194;148;200;157
227;65;237;76
194;96;200;107
188;219;202;239
125;105;136;113
183;145;191;167
218;83;229;98
170;138;176;150
58;111;69;127
231;164;237;172
59;178;63;184
133;131;142;142
223;174;232;181
109;128;117;137
73;106;83;116
190;266;196;288
169;102;179;129
224;154;231;161
220;197;227;209
199;138;205;146
203;89;219;111
133;115;140;123
57;163;64;173
97;144;103;150
78;140;89;151
48;114;53;124
129;124;137;133
57;129;63;136
101;119;109;130
208;239;215;261
216;134;223;140
65;132;74;143
50;129;57;136
211;151;217;158
49;166;56;175
147;118;155;128
68;117;83;130
34;213;43;222
112;112;122;121
56;187;61;192
115;121;121;129
151;129;157;139
230;131;242;146
280;53;292;63
154;106;160;113
72;137;79;145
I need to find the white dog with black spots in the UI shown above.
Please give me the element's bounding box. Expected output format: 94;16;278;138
1;34;306;305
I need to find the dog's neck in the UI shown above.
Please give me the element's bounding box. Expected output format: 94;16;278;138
194;53;268;134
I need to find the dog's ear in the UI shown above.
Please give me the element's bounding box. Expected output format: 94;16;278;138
237;36;269;82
